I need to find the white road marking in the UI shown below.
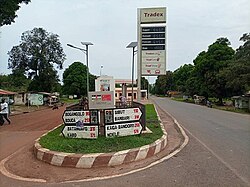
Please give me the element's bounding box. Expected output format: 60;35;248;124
0;146;46;183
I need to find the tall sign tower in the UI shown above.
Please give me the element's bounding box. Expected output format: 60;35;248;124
137;7;167;101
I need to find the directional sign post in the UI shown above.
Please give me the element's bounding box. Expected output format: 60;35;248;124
62;110;99;139
113;108;142;123
104;107;144;137
105;122;142;137
62;125;98;139
63;110;91;124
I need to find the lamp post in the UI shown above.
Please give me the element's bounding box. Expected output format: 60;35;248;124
100;65;103;76
126;42;137;104
67;42;93;96
81;42;93;95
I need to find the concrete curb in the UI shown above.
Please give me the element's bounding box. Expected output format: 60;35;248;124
33;107;168;168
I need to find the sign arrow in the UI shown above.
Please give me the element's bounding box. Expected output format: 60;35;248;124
62;125;98;139
105;121;143;137
113;107;142;123
62;110;90;125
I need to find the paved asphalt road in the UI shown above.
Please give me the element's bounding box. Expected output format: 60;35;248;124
1;97;250;186
151;96;250;186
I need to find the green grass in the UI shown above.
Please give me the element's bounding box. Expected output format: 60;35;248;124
39;104;163;154
171;97;194;103
60;97;79;104
212;105;249;114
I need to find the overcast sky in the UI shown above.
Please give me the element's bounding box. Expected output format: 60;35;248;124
0;0;249;84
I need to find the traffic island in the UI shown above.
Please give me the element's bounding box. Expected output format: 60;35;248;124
33;132;167;168
33;103;168;168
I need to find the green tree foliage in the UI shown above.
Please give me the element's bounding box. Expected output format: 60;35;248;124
153;35;248;101
219;33;250;95
0;71;30;92
8;27;66;92
141;77;149;90
154;71;173;95
192;38;235;103
0;0;31;26
62;62;96;97
173;64;194;93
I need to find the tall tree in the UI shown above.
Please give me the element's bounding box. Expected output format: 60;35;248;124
0;0;31;26
173;64;194;93
0;71;30;92
192;38;235;103
141;77;149;90
154;71;173;95
219;33;250;95
8;27;66;92
62;62;96;97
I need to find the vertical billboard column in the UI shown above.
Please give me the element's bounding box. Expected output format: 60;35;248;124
137;7;167;101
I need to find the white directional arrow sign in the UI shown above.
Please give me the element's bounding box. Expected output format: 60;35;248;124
62;125;98;139
63;110;90;124
105;121;142;137
113;108;142;123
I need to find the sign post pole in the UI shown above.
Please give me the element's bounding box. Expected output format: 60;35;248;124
137;8;142;103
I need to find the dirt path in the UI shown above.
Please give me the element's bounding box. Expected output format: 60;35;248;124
0;106;66;160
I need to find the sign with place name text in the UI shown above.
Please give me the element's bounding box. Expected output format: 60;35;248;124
113;108;142;123
105;122;142;137
62;110;99;125
62;125;98;139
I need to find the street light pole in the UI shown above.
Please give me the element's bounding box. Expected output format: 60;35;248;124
81;42;93;95
67;42;93;96
100;65;103;76
126;42;137;105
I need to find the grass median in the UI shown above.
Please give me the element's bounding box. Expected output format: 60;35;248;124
39;104;163;154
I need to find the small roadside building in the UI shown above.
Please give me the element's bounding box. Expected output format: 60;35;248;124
232;95;250;110
0;89;16;104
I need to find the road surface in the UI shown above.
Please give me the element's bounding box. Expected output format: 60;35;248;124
0;98;249;186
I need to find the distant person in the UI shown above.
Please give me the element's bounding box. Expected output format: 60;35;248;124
0;107;4;126
120;95;127;108
83;97;89;110
0;99;11;125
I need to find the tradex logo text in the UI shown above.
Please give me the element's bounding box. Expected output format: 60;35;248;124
144;12;164;17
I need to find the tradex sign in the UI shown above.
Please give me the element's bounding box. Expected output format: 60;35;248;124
140;7;166;24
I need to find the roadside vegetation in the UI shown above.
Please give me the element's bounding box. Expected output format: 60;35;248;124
151;34;250;106
171;97;249;114
39;104;163;154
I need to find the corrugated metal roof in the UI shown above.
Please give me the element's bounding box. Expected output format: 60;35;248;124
0;89;17;95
